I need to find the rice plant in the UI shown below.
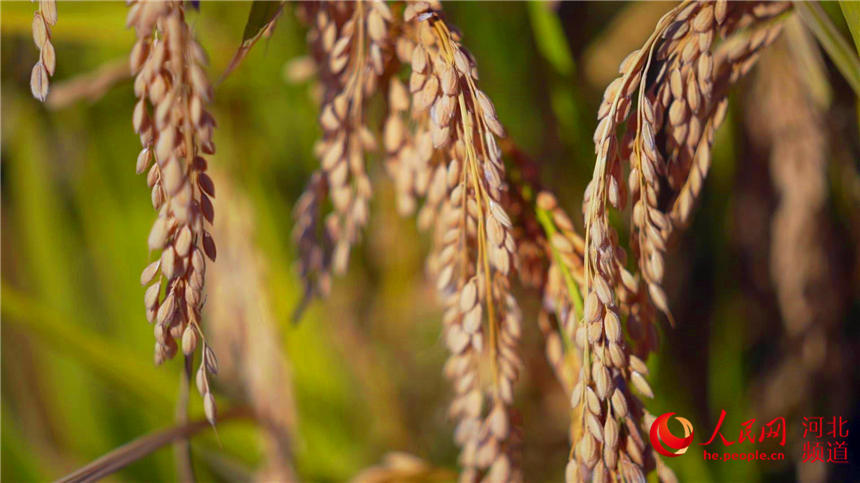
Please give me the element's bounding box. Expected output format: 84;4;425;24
3;1;859;482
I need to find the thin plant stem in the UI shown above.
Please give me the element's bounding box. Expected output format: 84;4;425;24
57;406;250;483
174;355;195;483
536;207;584;320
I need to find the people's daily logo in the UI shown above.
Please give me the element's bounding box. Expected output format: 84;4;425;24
650;412;694;457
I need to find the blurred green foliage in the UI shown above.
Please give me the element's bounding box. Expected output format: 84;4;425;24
2;2;858;482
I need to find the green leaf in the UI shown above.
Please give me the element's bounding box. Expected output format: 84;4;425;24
220;1;286;83
535;207;583;319
836;3;860;136
242;1;285;42
840;2;860;54
1;283;175;408
795;1;860;96
785;16;832;108
527;1;574;76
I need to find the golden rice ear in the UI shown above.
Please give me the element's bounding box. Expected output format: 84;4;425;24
391;3;524;479
529;184;592;456
578;1;791;480
30;1;57;102
300;1;538;479
293;2;395;317
127;0;219;421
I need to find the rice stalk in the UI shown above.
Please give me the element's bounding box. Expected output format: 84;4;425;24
19;1;860;481
58;407;251;483
206;172;298;482
127;0;219;424
44;57;130;110
535;191;585;398
295;2;525;478
352;452;456;483
298;3;596;479
294;1;395;314
30;0;57;101
577;1;790;481
493;138;585;402
392;3;526;480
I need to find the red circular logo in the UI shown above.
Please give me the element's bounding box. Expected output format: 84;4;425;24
650;412;695;457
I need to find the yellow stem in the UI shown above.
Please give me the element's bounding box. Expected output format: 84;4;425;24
433;19;502;397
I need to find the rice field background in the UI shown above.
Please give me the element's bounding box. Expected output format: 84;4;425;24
2;2;860;482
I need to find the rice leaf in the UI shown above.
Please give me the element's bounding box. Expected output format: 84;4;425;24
221;1;286;83
795;1;860;96
527;2;574;76
840;1;860;54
